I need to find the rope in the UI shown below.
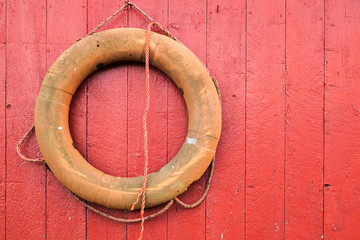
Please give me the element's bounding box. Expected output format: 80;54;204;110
80;0;221;100
83;1;177;41
68;187;174;223
87;2;130;36
125;2;177;40
16;124;44;162
129;21;154;240
211;77;222;103
17;1;220;237
174;157;215;208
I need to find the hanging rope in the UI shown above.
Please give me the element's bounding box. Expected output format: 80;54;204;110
70;187;174;223
174;158;215;208
84;1;177;41
16;124;44;162
128;21;155;240
17;1;221;239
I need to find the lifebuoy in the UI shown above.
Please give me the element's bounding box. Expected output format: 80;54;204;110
34;28;222;210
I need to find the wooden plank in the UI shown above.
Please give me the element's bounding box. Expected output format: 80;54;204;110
0;4;5;236
0;0;5;43
6;43;46;239
6;0;46;43
6;44;47;238
167;1;207;239
206;0;246;239
284;1;324;239
47;0;86;44
126;1;168;239
0;43;5;240
246;0;285;238
325;1;360;238
5;44;47;238
5;0;46;239
45;2;87;239
86;1;128;239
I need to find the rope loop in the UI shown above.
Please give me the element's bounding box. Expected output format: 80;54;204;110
71;187;174;223
16;124;44;163
17;2;218;239
174;157;215;208
17;123;215;219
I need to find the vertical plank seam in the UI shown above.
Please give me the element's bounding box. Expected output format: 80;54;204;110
126;4;129;239
205;1;208;240
284;0;287;237
85;0;89;239
244;0;247;238
45;0;48;239
166;0;170;239
322;0;326;238
4;0;7;238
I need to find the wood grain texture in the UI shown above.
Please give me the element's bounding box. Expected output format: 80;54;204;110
5;0;46;238
6;0;46;43
167;0;207;239
6;43;46;240
2;1;360;239
246;0;285;239
206;0;246;239
325;0;360;238
0;0;5;43
0;43;5;240
45;1;87;239
86;1;128;239
285;0;324;239
0;4;4;238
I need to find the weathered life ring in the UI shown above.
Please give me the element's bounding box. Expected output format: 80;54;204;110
34;28;222;210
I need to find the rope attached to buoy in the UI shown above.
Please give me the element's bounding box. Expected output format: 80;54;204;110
17;2;220;239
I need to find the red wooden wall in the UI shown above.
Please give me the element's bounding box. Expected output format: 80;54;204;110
1;0;360;239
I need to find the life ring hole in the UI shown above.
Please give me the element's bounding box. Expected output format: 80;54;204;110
68;61;188;178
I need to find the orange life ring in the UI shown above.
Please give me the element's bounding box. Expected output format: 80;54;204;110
34;28;222;210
